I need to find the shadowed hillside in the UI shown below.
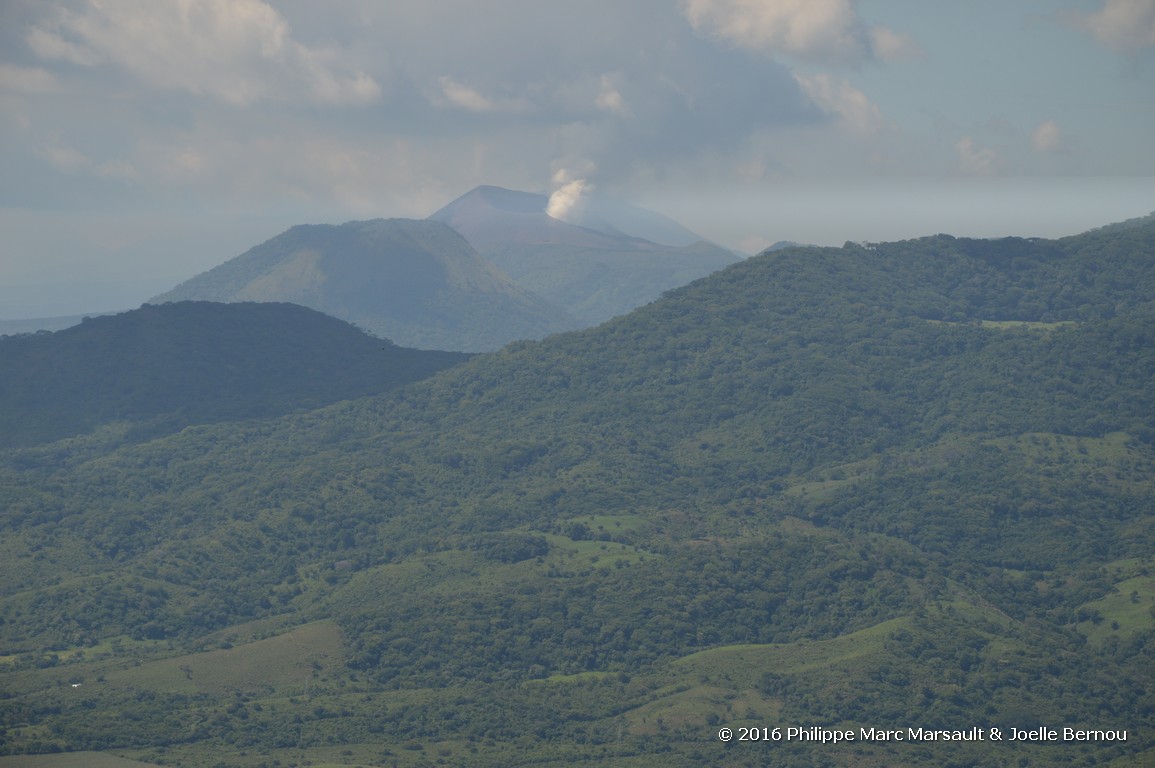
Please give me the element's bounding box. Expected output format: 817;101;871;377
0;301;469;448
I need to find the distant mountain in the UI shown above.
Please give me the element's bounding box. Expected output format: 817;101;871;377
429;185;741;323
0;301;469;448
150;218;577;352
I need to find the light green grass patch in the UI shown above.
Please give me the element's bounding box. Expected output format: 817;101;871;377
534;670;617;684
541;534;652;568
0;753;161;768
925;319;1077;332
1103;746;1155;767
566;513;648;535
624;684;779;735
989;431;1155;495
1100;557;1155;580
781;457;878;500
133;738;678;768
105;620;344;694
672;617;908;690
325;550;495;611
1074;575;1155;647
978;319;1077;331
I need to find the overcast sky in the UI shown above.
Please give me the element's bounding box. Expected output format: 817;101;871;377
2;0;1154;317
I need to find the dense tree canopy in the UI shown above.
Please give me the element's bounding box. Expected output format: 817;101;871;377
2;215;1154;766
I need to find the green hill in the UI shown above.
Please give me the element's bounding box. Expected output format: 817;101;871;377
0;301;469;448
2;214;1155;766
151;218;577;352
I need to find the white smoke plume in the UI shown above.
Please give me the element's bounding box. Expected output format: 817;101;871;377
547;169;593;223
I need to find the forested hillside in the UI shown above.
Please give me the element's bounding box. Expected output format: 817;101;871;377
2;215;1154;767
0;301;469;448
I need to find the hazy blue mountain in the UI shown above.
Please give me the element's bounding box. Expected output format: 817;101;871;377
429;185;741;323
151;218;577;352
0;300;469;448
582;195;708;247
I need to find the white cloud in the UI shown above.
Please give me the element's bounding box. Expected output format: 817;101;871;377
0;65;60;94
37;142;139;179
595;74;625;113
793;72;884;134
26;26;102;66
683;0;915;66
868;26;920;62
26;0;381;106
436;75;534;114
1074;0;1155;52
1031;120;1062;153
438;76;497;112
94;158;140;181
40;143;89;172
168;148;209;179
139;129;452;215
955;136;1001;175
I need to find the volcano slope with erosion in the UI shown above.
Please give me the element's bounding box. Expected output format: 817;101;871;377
428;185;741;324
2;214;1155;767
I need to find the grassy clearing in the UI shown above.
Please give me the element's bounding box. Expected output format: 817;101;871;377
925;319;1077;331
671;617;908;690
105;620;344;695
618;617;927;738
0;754;161;768
564;513;648;535
1074;575;1155;647
541;534;652;569
194;614;306;649
979;319;1078;331
124;739;695;768
619;683;780;739
623;684;779;735
1105;747;1155;767
989;431;1155;495
781;458;878;501
534;670;617;684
